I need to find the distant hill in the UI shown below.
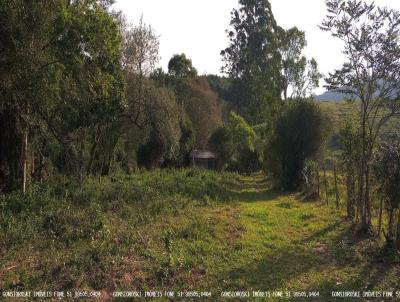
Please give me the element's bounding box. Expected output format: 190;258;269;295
315;83;399;102
314;89;357;102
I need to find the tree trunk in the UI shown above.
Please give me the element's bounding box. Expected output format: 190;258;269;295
387;209;395;246
357;166;365;229
87;133;100;175
101;136;119;176
365;165;372;227
396;209;400;250
316;165;320;198
21;128;28;194
39;152;43;184
334;164;340;209
31;150;35;177
346;174;355;219
323;166;328;205
79;135;85;182
377;197;383;238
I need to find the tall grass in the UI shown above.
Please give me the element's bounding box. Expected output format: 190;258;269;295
0;168;238;250
0;169;239;290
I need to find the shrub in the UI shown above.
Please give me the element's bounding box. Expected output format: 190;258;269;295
209;112;260;173
264;101;327;190
373;138;400;248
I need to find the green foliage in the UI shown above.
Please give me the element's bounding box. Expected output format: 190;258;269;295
338;117;362;173
168;54;197;78
208;126;234;170
321;0;400;231
0;168;235;246
209;112;260;173
183;78;223;148
204;75;232;103
279;27;322;99
373;138;400;211
373;137;400;247
176;114;196;166
264;101;328;190
0;0;125;185
228;148;262;175
221;0;282;124
135;85;181;169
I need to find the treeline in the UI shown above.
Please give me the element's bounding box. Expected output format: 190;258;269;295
0;0;324;194
0;1;224;193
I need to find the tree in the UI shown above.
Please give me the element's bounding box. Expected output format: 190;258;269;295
264;101;327;190
339;118;362;219
175;114;196;167
204;75;232;104
0;0;125;189
168;54;197;79
208;126;234;170
279;27;322;100
123;16;159;76
122;17;160;129
209;112;258;171
118;17;184;170
373;138;400;249
221;0;282;124
321;0;400;232
137;85;181;170
184;78;223;149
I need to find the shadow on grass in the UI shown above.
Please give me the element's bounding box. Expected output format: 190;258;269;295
227;174;282;203
299;219;347;244
229;189;280;203
225;243;330;290
220;173;397;296
312;227;397;297
221;218;396;298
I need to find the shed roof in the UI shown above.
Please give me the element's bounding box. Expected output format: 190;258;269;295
190;150;217;159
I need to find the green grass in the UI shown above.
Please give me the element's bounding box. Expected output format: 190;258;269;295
318;100;400;141
1;170;399;301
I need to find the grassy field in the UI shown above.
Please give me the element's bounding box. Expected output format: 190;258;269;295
1;170;399;301
318;100;400;139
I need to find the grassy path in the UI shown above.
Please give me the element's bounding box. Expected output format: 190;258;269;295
179;174;399;300
1;172;399;301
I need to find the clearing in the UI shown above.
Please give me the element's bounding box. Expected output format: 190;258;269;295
1;172;399;301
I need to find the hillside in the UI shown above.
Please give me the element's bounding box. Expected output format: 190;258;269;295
318;100;400;150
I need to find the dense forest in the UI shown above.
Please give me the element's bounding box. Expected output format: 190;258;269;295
1;0;400;299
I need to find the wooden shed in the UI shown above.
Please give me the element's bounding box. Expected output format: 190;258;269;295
190;150;217;170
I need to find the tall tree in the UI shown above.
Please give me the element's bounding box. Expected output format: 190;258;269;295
120;18;183;170
168;54;197;79
321;0;400;232
279;27;322;100
0;0;124;189
122;17;160;129
184;78;222;149
221;0;282;124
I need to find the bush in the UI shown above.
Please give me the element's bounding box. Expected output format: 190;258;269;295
228;149;262;175
373;138;400;248
264;101;327;190
209;112;260;173
208;125;234;170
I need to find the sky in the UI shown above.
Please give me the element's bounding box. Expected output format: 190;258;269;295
112;0;400;94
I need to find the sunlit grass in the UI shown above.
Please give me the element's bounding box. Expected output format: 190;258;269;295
1;170;398;301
